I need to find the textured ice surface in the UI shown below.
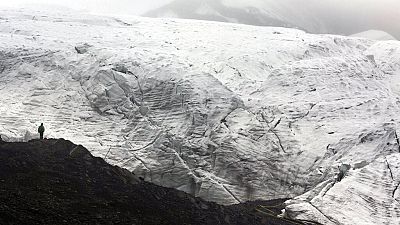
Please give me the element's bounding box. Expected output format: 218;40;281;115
0;8;399;224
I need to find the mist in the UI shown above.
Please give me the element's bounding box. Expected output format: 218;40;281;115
0;0;398;38
0;0;174;15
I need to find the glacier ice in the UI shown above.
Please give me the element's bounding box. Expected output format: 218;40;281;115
0;8;399;224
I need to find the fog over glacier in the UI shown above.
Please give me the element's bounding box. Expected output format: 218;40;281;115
1;0;399;38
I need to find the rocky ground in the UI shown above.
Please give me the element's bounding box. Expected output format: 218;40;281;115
0;139;317;225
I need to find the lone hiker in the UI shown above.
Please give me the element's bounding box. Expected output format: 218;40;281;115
38;123;45;139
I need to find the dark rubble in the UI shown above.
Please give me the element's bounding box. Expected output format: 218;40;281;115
0;139;318;225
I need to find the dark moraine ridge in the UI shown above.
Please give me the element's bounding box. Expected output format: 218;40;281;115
0;139;319;225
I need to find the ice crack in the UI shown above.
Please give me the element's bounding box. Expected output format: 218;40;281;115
126;132;163;152
385;158;399;201
226;64;243;77
260;113;286;153
308;202;339;225
394;131;400;153
393;182;400;199
222;184;241;204
385;158;394;181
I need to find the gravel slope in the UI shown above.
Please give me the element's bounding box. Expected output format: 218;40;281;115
0;139;314;225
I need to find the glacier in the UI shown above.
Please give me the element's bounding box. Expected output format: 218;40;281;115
0;8;399;224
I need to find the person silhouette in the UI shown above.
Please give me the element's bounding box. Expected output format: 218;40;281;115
38;123;45;139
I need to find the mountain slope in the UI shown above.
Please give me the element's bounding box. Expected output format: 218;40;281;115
143;0;399;40
0;138;304;225
144;0;310;30
0;8;400;225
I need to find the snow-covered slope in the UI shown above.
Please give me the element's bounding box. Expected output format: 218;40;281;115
351;30;397;41
1;9;400;224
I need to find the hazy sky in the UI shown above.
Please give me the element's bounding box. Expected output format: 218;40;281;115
0;0;174;15
0;0;398;38
0;0;399;18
